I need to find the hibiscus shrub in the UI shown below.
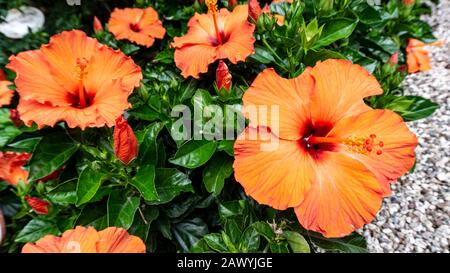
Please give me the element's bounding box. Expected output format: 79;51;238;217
0;0;439;253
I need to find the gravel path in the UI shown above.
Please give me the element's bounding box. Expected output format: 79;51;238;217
362;0;450;253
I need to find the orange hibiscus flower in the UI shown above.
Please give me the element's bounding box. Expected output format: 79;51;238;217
0;152;30;186
172;1;255;78
108;7;166;47
233;59;417;238
406;38;442;73
22;226;146;253
6;30;142;130
0;80;13;107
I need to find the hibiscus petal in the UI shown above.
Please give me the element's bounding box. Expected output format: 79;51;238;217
294;152;383;238
310;59;383;125
7;50;71;106
234;127;315;209
97;227;146;253
243;68;314;140
328;109;417;196
173;44;217;79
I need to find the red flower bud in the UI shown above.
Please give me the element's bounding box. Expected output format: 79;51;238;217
39;167;64;183
403;0;415;6
248;0;262;22
216;61;232;91
25;196;49;215
0;69;6;81
93;16;103;33
114;115;138;165
228;0;237;7
9;109;22;127
388;51;398;66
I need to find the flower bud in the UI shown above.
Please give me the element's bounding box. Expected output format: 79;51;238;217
403;0;415;6
228;0;237;7
388;51;398;66
248;0;262;22
9;109;22;127
93;16;103;33
114;115;138;165
25;196;49;215
216;61;232;91
0;69;6;81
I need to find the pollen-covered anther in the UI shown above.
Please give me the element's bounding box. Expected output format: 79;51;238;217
205;0;218;13
75;57;89;80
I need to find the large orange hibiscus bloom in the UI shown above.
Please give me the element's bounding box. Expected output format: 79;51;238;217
233;59;417;238
108;7;166;47
6;30;142;130
0;81;13;107
0;152;30;186
171;1;255;78
406;38;442;73
22;226;146;253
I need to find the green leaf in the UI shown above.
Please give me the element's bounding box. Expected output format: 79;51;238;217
147;168;193;205
76;164;108;206
252;221;276;242
270;241;290;253
239;226;260;252
169;140;217;169
129;206;159;242
15;218;59;243
311;232;368;253
138;122;164;165
128;104;160;121
0;109;21;148
28;132;79;181
251;46;276;64
131;165;158;201
383;96;439;122
7;137;42;153
107;191;140;229
313;18;358;49
172;217;209;252
203;233;228;253
202;154;233;195
303;49;348;67
283;231;310;253
47;179;77;205
76;202;108;230
217;140;234;156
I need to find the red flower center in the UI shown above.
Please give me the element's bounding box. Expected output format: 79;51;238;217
129;23;141;32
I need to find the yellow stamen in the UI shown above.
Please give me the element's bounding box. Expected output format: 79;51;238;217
307;134;384;155
75;57;89;108
205;0;223;44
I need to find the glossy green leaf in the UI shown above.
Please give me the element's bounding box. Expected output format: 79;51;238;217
169;140;217;169
47;179;77;205
172;217;209;252
15;218;59;243
7;137;42;153
304;49;347;67
251;46;276;64
28;132;79;181
384;96;439;121
76;202;108;230
147;168;193;205
202;154;233;195
313;18;358;49
131;164;158;201
283;231;310;253
138;122;164;165
76;164;108;206
107;191;140;229
239;226;260;252
0;109;21;148
311;232;368;253
203;233;228;253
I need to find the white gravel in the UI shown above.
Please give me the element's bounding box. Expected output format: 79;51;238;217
362;0;450;253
